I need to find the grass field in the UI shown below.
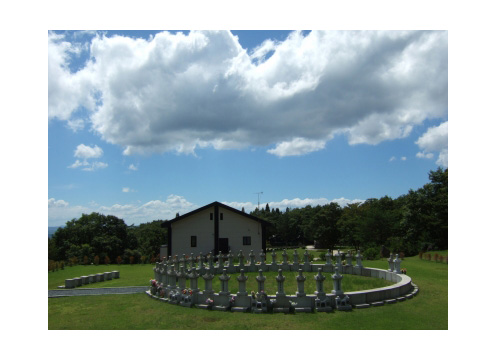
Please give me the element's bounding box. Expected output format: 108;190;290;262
48;253;448;329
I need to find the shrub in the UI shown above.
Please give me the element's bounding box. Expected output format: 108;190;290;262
70;256;78;266
59;261;65;270
140;255;147;264
362;247;380;260
83;255;89;265
433;253;439;262
445;256;448;264
150;255;156;264
425;254;431;261
116;256;122;265
94;255;100;265
104;255;110;265
319;252;327;260
130;255;135;265
399;252;405;259
419;252;423;260
438;255;444;263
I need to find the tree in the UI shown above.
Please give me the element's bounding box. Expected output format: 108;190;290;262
311;203;342;251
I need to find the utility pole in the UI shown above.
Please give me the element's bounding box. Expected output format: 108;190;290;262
255;191;263;210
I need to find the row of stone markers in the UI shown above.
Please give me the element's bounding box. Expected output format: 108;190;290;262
153;249;370;279
64;271;120;289
148;265;352;313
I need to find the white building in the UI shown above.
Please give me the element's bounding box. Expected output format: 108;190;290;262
162;201;271;259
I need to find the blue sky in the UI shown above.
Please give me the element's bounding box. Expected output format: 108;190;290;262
48;30;448;226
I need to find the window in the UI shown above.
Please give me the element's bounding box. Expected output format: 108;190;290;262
220;213;224;220
210;213;213;220
243;236;251;245
191;236;197;247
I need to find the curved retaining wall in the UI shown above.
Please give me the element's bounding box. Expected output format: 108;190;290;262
147;261;418;312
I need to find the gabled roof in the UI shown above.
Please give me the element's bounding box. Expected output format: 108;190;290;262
161;201;272;227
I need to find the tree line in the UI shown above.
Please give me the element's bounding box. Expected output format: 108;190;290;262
252;168;447;259
49;168;447;264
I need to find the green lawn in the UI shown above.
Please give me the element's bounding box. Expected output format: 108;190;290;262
48;254;448;329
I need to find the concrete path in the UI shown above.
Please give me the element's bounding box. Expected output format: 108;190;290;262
48;286;148;298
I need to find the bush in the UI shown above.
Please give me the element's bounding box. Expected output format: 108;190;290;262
438;255;444;263
104;255;110;265
94;255;100;265
419;252;423;260
433;253;439;262
116;256;122;265
83;256;89;265
362;247;380;260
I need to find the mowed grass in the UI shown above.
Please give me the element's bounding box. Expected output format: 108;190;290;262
48;254;448;329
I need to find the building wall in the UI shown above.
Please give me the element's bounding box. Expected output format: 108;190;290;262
171;206;215;257
218;207;263;260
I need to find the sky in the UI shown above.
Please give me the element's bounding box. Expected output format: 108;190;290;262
48;29;448;227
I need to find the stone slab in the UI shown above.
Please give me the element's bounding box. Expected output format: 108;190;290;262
385;299;397;304
231;307;249;312
354;303;371;309
371;301;384;307
294;307;312;313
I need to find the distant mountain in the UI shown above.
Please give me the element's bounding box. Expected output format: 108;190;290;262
48;226;63;238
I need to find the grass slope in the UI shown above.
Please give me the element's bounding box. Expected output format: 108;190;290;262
48;254;447;330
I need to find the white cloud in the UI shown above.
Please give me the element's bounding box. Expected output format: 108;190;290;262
389;156;396;162
68;144;107;171
128;164;138;171
48;195;368;226
122;187;130;193
81;161;108;171
401;156;407;161
416;121;448;167
74;144;103;159
416;151;434;159
223;197;364;213
48;198;69;207
49;30;447;156
267;138;326;157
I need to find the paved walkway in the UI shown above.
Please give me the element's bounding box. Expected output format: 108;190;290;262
48;286;148;298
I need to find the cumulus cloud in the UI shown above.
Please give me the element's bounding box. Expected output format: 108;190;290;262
49;30;447;156
48;195;196;226
268;138;326;157
223;197;364;213
128;164;138;171
415;121;448;167
69;144;107;170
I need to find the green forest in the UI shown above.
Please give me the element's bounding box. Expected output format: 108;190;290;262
48;168;447;265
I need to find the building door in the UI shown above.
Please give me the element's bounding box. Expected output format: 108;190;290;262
218;238;229;253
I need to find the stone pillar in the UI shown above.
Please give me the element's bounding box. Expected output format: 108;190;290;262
296;268;306;297
393;254;402;274
207;252;214;271
218;251;224;269
238;250;245;269
256;269;266;294
249;250;256;272
293;250;299;266
180;254;186;271
218;269;231;296
177;265;187;292
282;249;288;265
202;268;215;297
153;261;159;280
271;249;277;265
198;252;204;274
332;267;344;296
167;264;176;290
276;269;286;296
387;254;394;272
325;250;332;265
303;250;311;272
346;251;353;267
314;268;326;298
190;253;195;269
237;269;249;296
227;251;235;273
335;251;343;273
355;250;363;268
189;267;200;292
111;270;120;279
162;263;169;287
260;250;266;266
189;267;200;303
